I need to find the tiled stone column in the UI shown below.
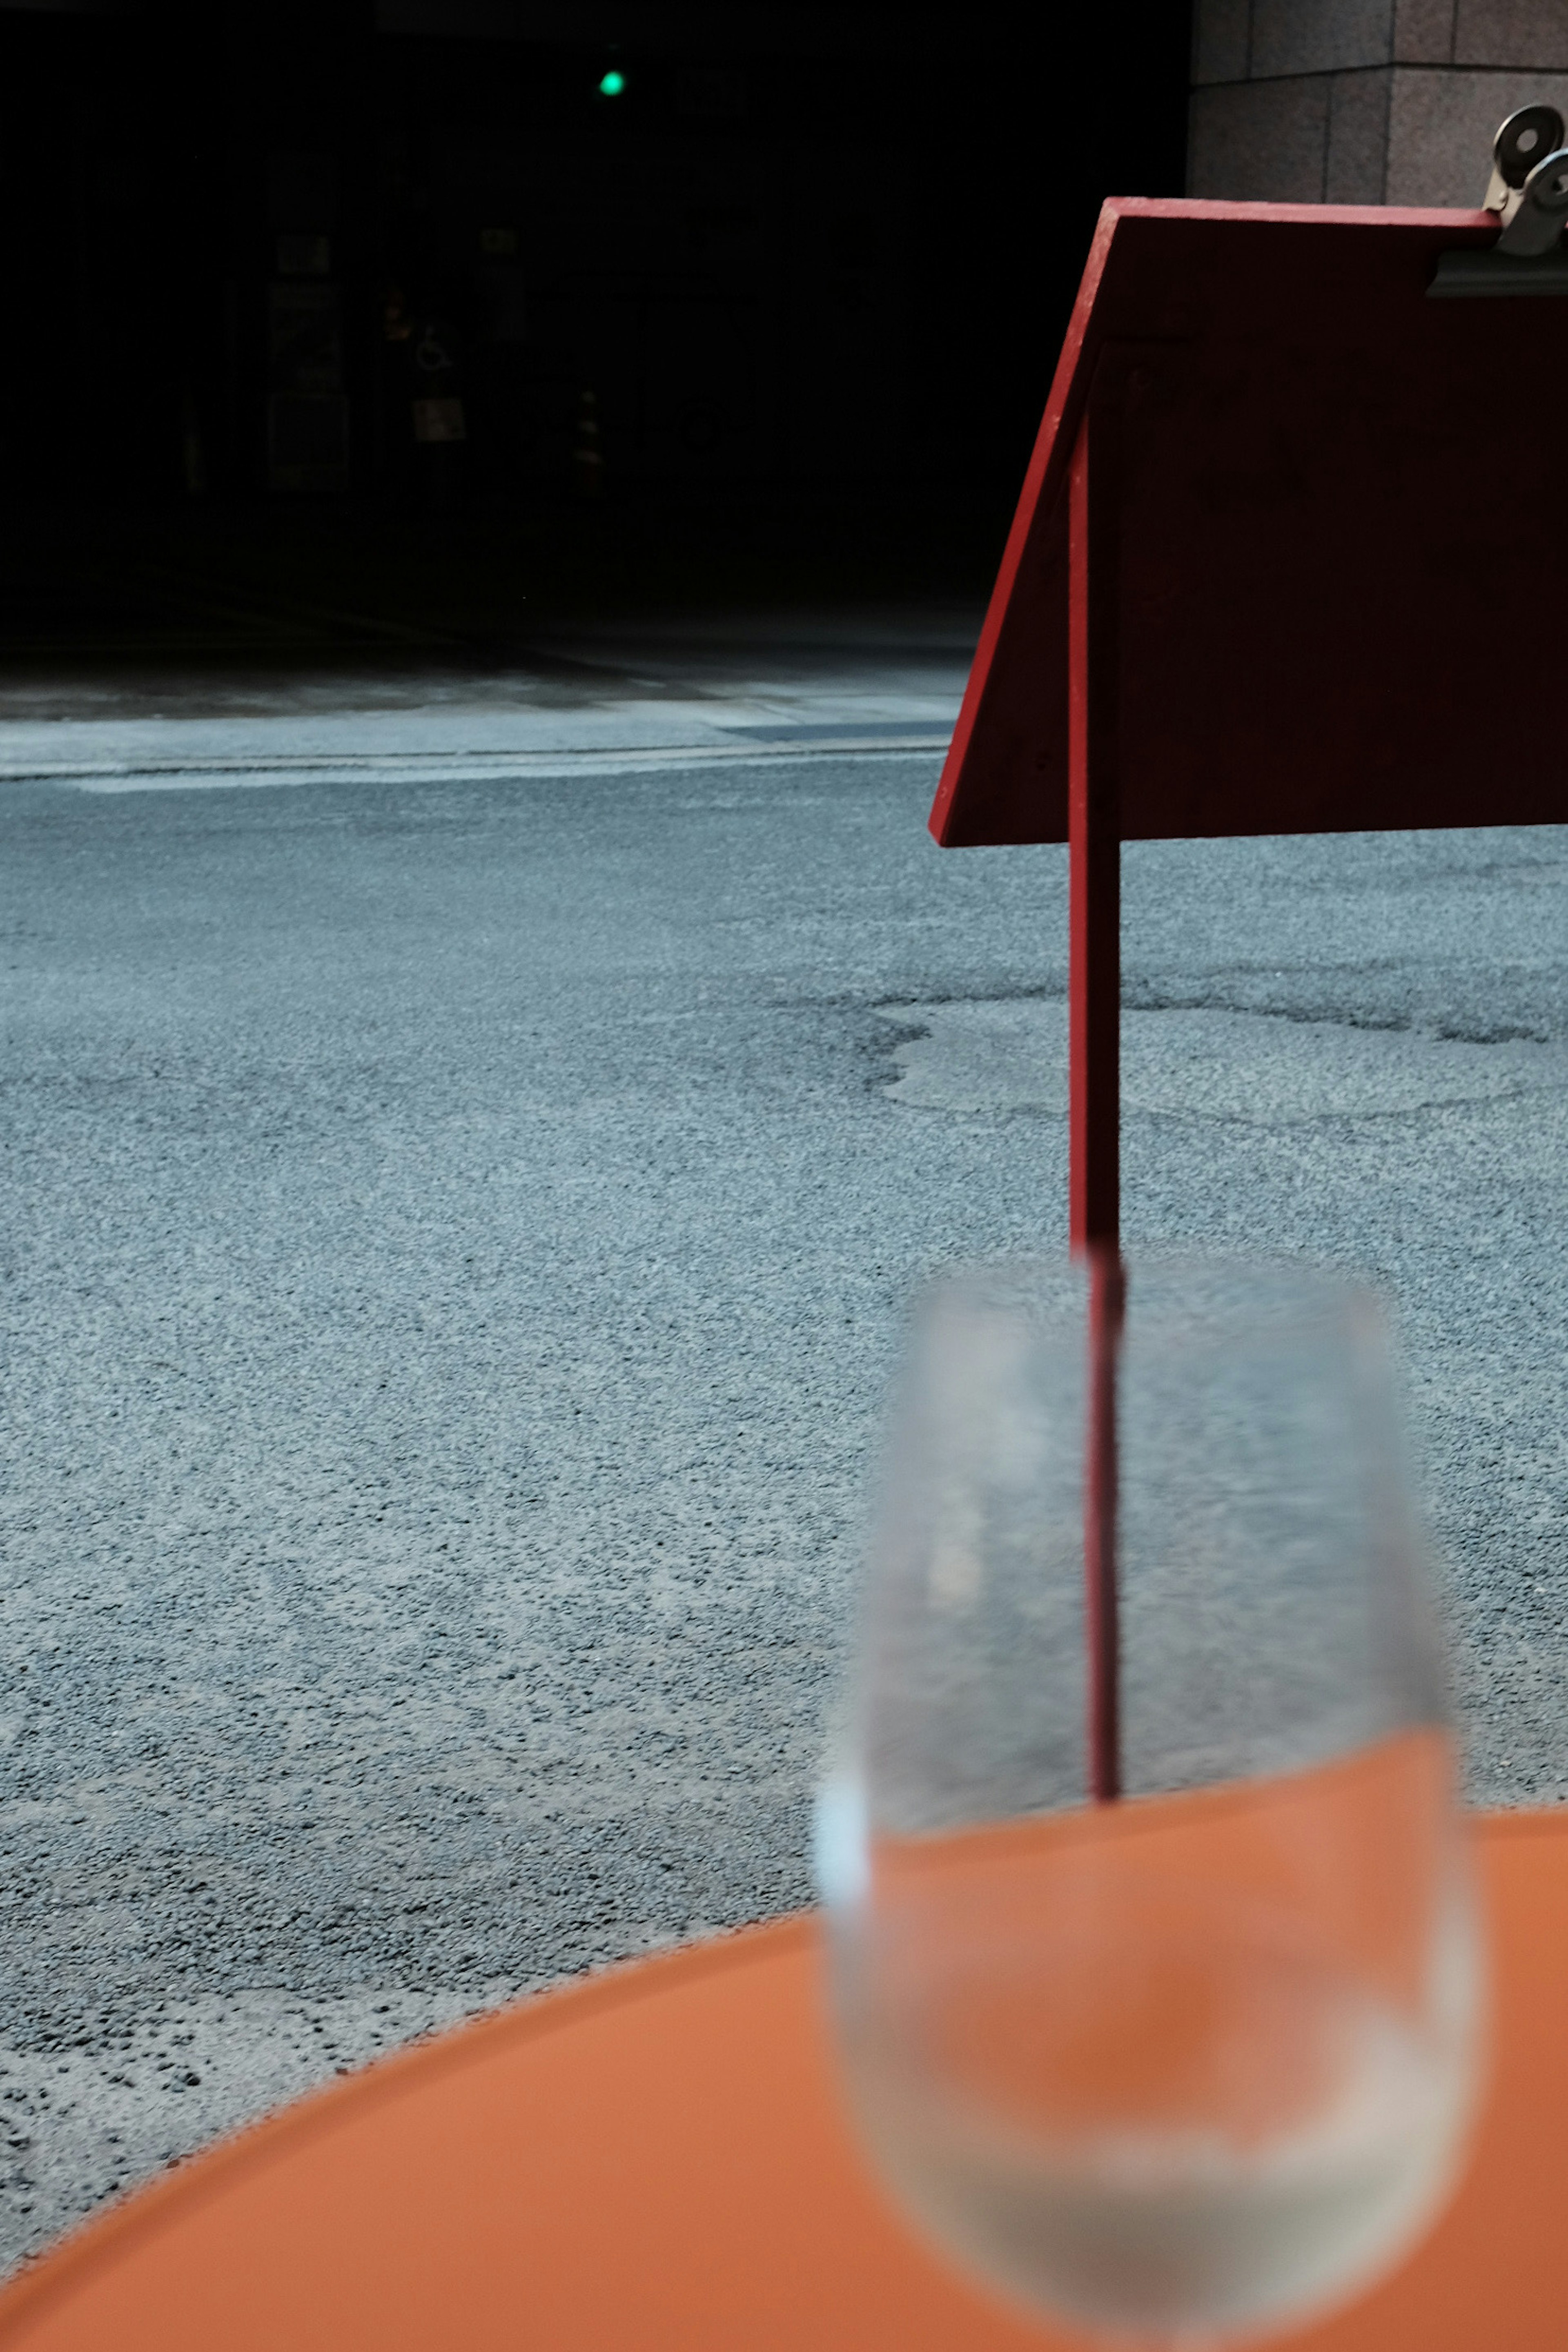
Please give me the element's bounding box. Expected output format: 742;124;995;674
1189;3;1568;205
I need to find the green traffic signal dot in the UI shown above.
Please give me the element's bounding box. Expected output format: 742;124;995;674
599;70;625;96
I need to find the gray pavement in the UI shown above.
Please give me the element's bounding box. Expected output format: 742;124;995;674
0;614;1565;2266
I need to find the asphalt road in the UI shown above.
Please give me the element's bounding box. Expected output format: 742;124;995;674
0;623;1564;2263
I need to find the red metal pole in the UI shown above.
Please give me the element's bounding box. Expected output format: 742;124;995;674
1084;1249;1124;1803
1068;404;1120;1254
1069;385;1124;1803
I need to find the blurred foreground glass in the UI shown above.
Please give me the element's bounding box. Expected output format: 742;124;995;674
817;1258;1483;2345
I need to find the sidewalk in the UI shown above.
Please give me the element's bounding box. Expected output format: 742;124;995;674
0;611;971;784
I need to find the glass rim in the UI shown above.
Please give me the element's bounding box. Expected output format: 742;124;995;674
904;1250;1389;1340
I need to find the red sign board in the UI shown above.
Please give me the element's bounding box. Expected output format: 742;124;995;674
931;199;1568;851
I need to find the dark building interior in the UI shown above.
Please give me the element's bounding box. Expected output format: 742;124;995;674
2;0;1192;655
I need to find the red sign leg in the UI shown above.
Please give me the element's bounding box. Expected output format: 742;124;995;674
1069;391;1124;1802
1084;1249;1124;1803
1068;407;1120;1254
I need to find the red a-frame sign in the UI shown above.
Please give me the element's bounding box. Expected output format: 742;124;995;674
931;197;1568;1253
931;198;1568;1799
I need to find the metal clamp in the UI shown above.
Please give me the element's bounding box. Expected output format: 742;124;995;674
1430;105;1568;295
1485;106;1568;254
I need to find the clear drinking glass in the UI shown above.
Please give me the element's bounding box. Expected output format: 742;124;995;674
817;1257;1483;2346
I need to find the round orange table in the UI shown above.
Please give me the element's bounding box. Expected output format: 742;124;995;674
0;1811;1563;2350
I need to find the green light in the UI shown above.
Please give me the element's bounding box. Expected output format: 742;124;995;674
598;69;625;96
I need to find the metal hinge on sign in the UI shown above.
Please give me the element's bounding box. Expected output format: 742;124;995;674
1429;105;1568;296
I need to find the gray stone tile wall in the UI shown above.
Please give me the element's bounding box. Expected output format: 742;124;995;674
1455;2;1568;68
1328;70;1395;199
1189;76;1336;200
1250;0;1395;79
1193;0;1252;85
1388;64;1568;199
1395;0;1461;62
1189;0;1568;203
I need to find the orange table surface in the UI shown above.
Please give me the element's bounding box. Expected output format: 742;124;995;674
0;1811;1564;2350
